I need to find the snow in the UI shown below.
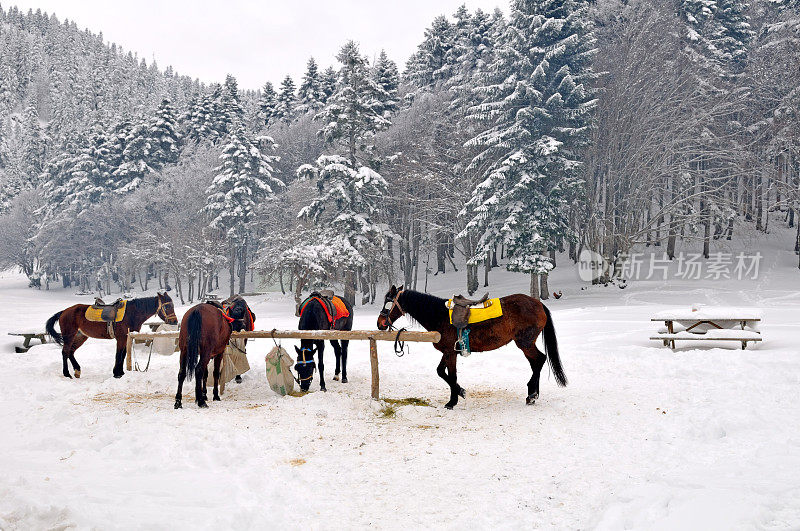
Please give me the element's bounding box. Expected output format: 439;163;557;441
653;307;764;320
1;244;800;529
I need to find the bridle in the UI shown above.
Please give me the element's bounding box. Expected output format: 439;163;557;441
295;347;316;383
380;288;405;329
157;297;177;324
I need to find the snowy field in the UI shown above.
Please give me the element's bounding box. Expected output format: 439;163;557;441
1;242;799;529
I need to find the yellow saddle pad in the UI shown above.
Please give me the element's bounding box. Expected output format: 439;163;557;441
447;298;503;325
85;300;127;322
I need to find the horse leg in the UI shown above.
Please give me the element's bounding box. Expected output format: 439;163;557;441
113;335;127;378
212;355;222;401
316;340;326;392
331;340;341;381
68;332;87;378
340;339;349;383
437;352;465;409
61;333;75;378
175;351;186;409
195;360;207;408
516;330;546;405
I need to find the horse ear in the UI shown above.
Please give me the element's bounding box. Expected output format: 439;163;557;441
294;345;301;355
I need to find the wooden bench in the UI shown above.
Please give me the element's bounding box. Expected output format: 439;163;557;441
651;308;762;350
8;332;50;353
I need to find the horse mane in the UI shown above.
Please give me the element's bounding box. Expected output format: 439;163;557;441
131;295;159;314
399;289;448;330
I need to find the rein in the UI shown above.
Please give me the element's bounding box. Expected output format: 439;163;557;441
295;347;316;382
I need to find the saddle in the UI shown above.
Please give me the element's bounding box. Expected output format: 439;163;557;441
449;293;490;329
86;298;127;339
297;291;350;325
87;298;127;323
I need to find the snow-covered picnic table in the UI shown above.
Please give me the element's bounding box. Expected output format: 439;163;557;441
8;332;50;353
651;307;762;350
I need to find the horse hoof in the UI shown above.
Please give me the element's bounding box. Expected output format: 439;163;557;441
321;387;327;392
74;370;81;378
213;396;221;401
198;402;208;408
174;401;182;409
113;372;123;379
235;375;242;384
341;376;348;384
526;396;536;405
458;388;466;398
333;375;339;381
63;373;72;379
444;404;454;410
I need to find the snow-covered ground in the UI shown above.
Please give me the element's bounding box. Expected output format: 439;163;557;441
1;235;799;529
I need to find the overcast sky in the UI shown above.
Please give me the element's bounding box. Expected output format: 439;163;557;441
9;0;506;91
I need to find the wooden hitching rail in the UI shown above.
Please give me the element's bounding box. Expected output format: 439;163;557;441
126;329;441;399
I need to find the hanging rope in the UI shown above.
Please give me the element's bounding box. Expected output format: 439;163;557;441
134;338;153;372
393;327;408;357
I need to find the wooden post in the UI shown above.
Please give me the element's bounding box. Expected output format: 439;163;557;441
125;332;133;371
369;338;379;400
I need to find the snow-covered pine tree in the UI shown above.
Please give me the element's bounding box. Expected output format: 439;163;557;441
321;66;338;105
21;104;47;184
682;0;754;77
372;50;399;115
461;0;597;299
110;118;152;195
297;58;325;114
297;155;391;304
205;126;284;295
258;81;279;127
220;74;244;132
148;98;179;168
405;15;455;91
276;75;297;124
317;40;391;166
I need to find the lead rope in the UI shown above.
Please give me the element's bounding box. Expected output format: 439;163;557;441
134;337;153;372
393;327;408;357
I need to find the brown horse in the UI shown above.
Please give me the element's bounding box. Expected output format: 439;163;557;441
174;296;255;409
377;286;567;409
45;292;178;379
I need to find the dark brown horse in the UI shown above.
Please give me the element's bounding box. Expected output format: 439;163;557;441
174;296;255;409
45;292;178;379
377;286;567;409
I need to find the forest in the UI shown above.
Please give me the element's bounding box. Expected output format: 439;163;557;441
0;0;798;305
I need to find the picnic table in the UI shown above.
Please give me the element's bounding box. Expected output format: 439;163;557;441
651;307;762;350
8;332;50;353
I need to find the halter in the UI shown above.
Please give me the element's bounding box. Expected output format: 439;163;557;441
380;288;405;329
295;347;316;382
157;297;177;324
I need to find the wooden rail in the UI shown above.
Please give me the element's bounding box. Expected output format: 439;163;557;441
126;329;441;399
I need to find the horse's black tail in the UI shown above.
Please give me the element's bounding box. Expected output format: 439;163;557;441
46;311;64;345
185;310;201;381
542;304;567;387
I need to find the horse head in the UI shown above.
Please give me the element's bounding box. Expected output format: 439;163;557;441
223;296;255;332
377;285;404;331
294;343;317;391
156;292;179;325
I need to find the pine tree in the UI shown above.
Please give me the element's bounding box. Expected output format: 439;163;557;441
297;57;325;114
405;15;455;90
276;75;297;124
220;74;244;130
372;50;399;115
110;118;152;194
321;66;338;105
461;0;597;297
21;104;47;182
317;41;392;165
148;98;179;167
682;0;754;77
258;81;279;127
296;155;391;304
205;126;284;294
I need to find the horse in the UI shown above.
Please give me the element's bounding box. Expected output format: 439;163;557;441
174;296;255;409
45;292;178;379
377;286;567;409
294;293;354;392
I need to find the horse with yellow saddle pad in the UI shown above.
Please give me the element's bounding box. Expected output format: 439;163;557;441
45;293;178;379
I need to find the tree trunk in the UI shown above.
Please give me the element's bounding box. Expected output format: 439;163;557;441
530;272;540;300
344;270;356;306
540;272;549;300
238;240;247;294
484;252;490;287
229;245;236;296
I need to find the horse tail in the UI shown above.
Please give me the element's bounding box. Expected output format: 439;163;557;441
185;310;201;381
541;304;567;387
46;311;64;345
